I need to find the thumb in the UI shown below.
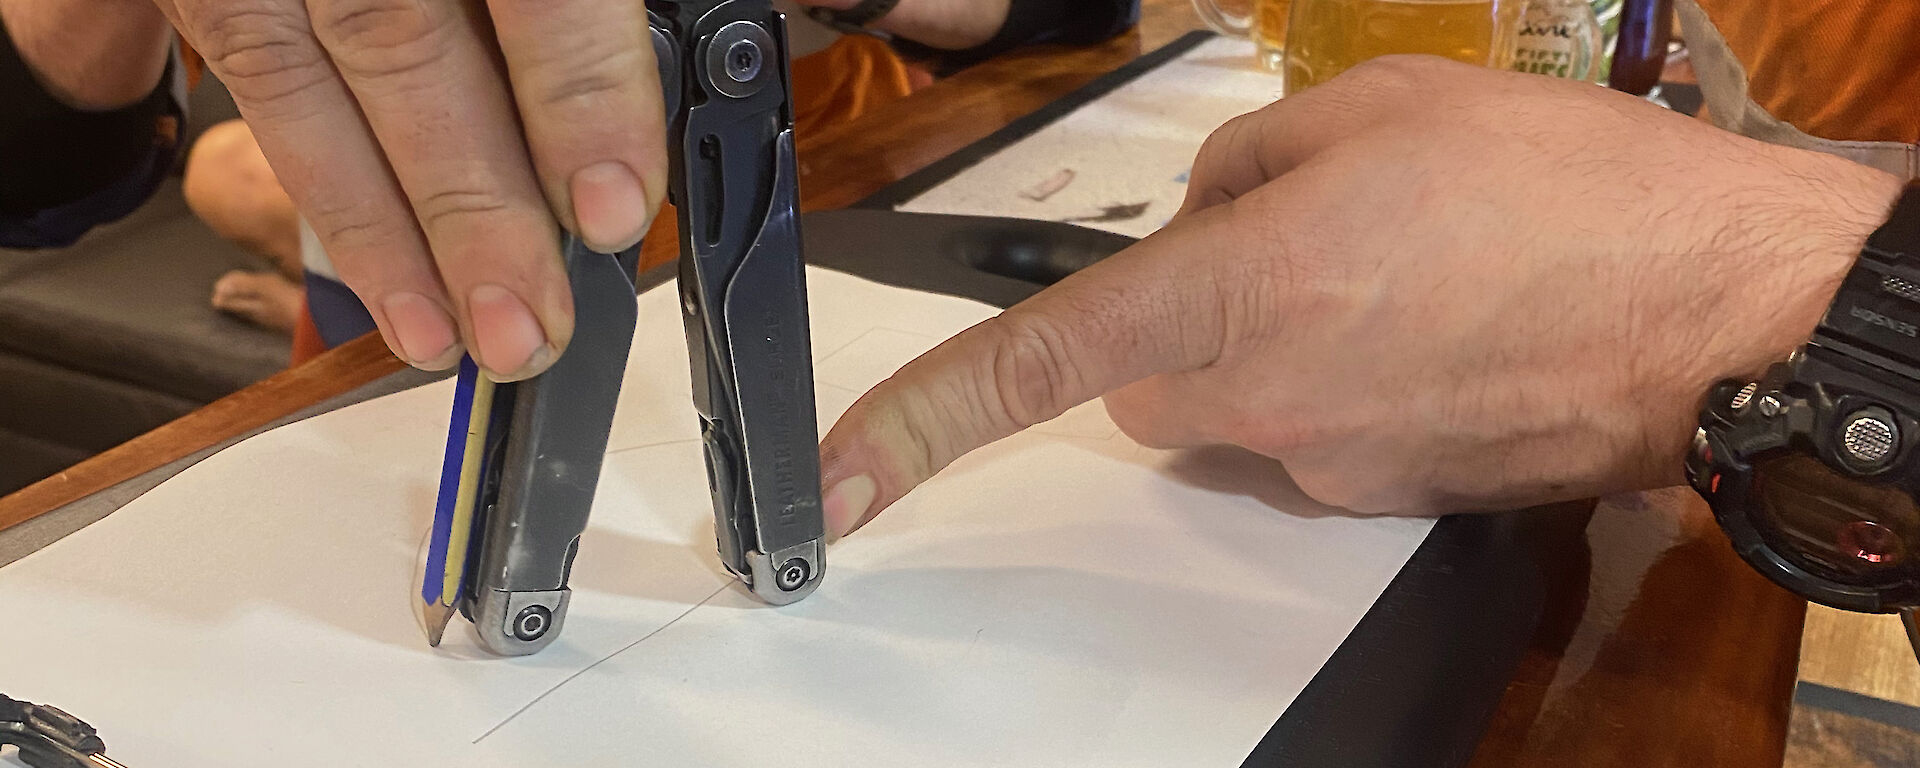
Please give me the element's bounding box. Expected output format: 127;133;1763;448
818;206;1240;538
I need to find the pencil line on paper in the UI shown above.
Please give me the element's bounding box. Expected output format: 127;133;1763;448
604;437;701;457
472;582;732;744
813;325;942;372
811;327;875;369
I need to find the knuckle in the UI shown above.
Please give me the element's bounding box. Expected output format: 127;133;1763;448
1220;190;1352;311
294;187;419;261
412;188;514;232
312;205;405;258
311;0;453;81
1328;55;1433;102
538;68;630;111
982;313;1084;430
315;213;392;254
849;393;942;487
896;399;947;483
184;4;332;104
1197;112;1254;164
528;44;651;110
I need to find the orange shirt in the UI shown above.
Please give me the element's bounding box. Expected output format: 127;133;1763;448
790;34;927;137
1693;0;1920;144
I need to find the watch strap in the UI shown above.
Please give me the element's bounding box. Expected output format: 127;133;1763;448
1812;183;1920;378
1868;183;1920;260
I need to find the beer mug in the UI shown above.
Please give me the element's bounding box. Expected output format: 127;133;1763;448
1282;0;1524;94
1192;0;1291;71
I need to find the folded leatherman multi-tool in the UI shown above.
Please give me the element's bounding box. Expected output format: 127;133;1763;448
419;0;824;655
1;693;127;768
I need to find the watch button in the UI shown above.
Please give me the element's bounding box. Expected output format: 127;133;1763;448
1840;407;1900;470
1729;382;1758;411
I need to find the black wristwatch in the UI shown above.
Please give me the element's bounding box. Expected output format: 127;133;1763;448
1690;183;1920;616
806;0;901;35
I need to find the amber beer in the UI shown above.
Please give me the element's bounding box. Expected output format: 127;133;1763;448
1193;0;1293;71
1282;0;1523;94
1254;0;1291;68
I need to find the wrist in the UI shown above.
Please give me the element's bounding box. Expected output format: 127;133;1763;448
879;0;1008;50
1728;156;1905;375
804;0;1008;50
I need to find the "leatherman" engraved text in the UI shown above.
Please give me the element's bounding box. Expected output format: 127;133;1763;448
763;303;799;527
1852;305;1920;337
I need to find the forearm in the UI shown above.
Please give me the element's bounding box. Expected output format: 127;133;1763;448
804;0;1135;53
0;0;171;109
873;0;1010;50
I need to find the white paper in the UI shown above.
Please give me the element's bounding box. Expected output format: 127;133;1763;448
0;268;1433;766
898;37;1285;238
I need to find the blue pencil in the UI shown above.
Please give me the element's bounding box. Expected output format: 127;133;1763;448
421;357;496;646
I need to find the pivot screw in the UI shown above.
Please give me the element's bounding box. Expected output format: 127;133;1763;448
775;558;810;591
513;605;553;641
705;21;774;99
1757;394;1784;417
725;39;762;84
1841;407;1900;469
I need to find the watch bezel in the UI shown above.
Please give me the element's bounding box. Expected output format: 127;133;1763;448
1694;351;1920;613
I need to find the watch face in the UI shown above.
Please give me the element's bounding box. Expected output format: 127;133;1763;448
1751;452;1920;588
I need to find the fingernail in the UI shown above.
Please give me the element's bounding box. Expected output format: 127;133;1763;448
467;284;554;380
380;292;459;368
823;474;878;540
570;161;653;252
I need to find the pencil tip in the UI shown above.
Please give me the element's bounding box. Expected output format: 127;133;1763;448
423;601;456;647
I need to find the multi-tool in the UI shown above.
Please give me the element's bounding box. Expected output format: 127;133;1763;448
420;0;824;655
1;693;127;768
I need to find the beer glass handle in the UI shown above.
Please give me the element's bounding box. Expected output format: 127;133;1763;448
1191;0;1254;36
1575;6;1605;82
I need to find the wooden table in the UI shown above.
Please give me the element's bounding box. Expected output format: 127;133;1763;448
0;2;1805;765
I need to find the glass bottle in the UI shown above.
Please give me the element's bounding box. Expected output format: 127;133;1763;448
1607;0;1672;96
1511;0;1604;82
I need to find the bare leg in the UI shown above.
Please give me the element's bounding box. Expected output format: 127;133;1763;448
210;271;305;333
0;0;171;109
183;119;307;334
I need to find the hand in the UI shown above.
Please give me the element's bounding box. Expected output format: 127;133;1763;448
157;0;669;379
796;0;1009;50
816;56;1905;536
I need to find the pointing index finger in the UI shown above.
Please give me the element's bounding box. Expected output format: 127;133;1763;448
817;205;1247;537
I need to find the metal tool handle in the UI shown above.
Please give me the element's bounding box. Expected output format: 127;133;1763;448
466;237;642;655
1;694;124;768
652;0;826;604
